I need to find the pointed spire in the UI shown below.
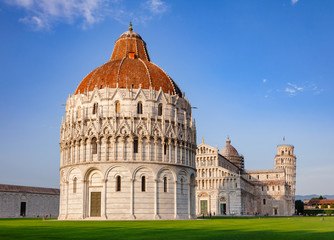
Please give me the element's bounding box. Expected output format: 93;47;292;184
202;137;204;144
129;22;133;31
226;137;231;144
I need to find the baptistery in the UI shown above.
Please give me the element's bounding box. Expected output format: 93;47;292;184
58;25;197;220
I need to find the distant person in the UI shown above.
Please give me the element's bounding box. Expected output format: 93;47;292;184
210;212;212;219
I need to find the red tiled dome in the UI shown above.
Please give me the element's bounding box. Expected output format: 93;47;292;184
220;138;239;156
75;25;182;96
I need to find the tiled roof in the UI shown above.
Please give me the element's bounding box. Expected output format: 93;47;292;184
306;199;334;205
245;169;284;173
249;180;287;185
0;184;60;195
220;138;239;156
75;27;182;97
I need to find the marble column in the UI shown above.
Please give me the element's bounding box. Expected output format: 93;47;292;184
187;182;191;219
96;139;101;161
76;141;80;163
81;180;86;219
104;138;108;162
174;180;178;219
112;137;116;161
154;136;158;162
130;178;135;219
101;178;107;219
139;137;143;161
174;141;178;164
154;178;160;219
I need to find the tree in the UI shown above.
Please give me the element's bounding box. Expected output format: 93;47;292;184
330;203;334;209
295;200;304;215
315;204;319;209
311;196;327;200
321;203;326;209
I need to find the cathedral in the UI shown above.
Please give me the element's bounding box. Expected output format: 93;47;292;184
58;25;296;220
196;138;296;216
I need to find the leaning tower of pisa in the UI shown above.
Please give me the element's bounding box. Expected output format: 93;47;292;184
274;144;296;214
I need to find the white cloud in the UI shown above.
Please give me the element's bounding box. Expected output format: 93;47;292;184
288;82;303;91
285;87;296;95
2;0;109;30
285;82;303;95
263;79;267;83
283;82;323;96
309;83;323;95
1;0;169;30
145;0;168;15
291;0;299;5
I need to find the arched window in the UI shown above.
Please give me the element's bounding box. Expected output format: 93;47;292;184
73;177;77;193
92;103;98;114
116;176;121;192
141;176;146;192
92;137;97;154
158;103;163;116
164;177;167;193
137;102;143;114
164;144;167;155
77;106;81;118
133;139;138;153
181;178;184;194
115;101;121;114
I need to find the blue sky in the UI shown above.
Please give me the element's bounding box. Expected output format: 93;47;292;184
0;0;333;195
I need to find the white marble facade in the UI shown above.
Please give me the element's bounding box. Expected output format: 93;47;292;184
196;139;296;216
59;84;197;220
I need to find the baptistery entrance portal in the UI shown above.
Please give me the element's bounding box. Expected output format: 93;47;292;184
90;192;101;217
220;203;226;215
200;200;208;214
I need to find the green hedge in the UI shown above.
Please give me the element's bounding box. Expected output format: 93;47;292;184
304;209;334;215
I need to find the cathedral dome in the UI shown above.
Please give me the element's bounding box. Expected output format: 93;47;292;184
75;24;182;96
220;138;239;156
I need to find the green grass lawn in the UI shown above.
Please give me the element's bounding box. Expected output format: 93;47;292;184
0;216;334;239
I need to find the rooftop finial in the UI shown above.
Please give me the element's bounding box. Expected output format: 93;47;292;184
129;22;133;31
